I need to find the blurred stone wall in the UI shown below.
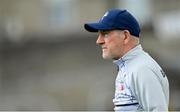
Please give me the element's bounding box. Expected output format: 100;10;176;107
0;0;180;111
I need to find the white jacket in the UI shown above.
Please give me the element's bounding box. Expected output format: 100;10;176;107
113;45;169;111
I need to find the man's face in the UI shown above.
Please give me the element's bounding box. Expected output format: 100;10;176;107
96;30;125;60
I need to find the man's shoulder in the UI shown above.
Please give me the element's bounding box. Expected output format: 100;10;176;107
128;51;155;69
128;51;166;81
127;51;162;76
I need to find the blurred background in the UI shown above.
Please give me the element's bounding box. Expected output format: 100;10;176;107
0;0;180;111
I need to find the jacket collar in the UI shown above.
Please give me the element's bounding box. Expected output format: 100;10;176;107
113;44;143;67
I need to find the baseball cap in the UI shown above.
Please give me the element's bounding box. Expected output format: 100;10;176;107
84;9;141;37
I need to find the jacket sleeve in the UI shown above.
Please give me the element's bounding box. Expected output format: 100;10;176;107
132;66;168;111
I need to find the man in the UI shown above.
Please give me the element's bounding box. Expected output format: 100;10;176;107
84;9;169;111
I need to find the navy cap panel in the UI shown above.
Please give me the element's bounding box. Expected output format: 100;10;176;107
100;9;121;26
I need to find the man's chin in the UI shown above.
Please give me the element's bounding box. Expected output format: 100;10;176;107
102;54;112;60
102;54;120;60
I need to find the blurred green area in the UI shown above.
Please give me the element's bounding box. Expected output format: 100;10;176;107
0;0;180;111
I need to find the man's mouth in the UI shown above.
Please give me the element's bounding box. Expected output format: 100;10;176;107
102;46;107;49
102;46;107;51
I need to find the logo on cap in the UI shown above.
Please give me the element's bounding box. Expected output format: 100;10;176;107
101;12;108;21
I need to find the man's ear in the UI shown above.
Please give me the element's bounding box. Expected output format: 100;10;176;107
123;30;131;44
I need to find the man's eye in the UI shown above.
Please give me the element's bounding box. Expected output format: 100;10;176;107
104;34;109;37
102;31;110;37
99;31;110;37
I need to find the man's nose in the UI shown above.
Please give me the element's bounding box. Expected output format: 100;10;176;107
96;35;104;45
